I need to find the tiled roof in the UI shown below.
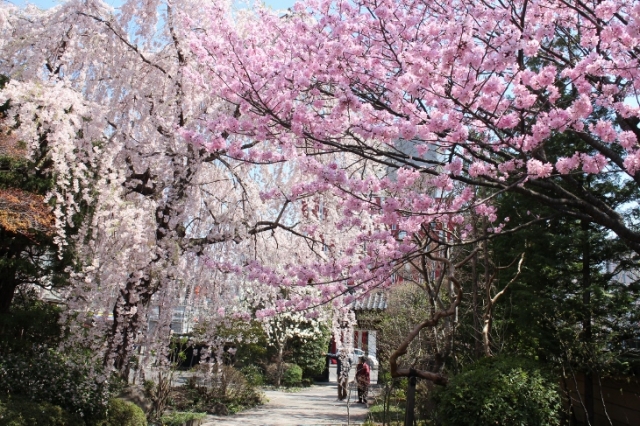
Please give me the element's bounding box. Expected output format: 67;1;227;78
352;292;387;311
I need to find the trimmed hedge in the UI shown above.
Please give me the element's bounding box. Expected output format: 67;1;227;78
281;364;303;387
434;357;561;426
101;398;147;426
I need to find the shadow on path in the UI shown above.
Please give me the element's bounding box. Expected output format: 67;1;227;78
202;384;370;425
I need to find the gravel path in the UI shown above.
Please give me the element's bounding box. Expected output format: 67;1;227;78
202;384;371;426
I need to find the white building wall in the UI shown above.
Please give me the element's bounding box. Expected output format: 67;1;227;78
368;331;378;383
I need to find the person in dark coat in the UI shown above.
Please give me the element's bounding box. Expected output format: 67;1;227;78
326;351;352;400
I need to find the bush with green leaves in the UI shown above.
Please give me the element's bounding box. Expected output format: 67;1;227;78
0;295;109;421
0;297;63;352
433;357;561;426
168;365;263;415
240;365;265;386
286;324;331;380
0;396;85;426
281;364;303;387
99;398;147;426
0;346;109;420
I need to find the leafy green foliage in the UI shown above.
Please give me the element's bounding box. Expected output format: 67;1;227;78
0;296;109;421
168;365;263;415
286;323;331;379
0;396;85;426
217;319;270;368
240;365;265;386
434;357;561;426
492;180;640;374
0;347;109;420
367;403;404;424
220;317;328;381
281;364;303;387
0;295;63;352
99;399;147;426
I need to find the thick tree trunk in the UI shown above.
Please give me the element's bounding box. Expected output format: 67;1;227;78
275;344;284;388
482;315;492;357
0;266;18;314
106;273;156;380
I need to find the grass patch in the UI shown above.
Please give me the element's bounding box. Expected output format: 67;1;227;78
367;403;404;424
160;411;206;426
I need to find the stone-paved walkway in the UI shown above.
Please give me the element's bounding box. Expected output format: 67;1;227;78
202;384;370;426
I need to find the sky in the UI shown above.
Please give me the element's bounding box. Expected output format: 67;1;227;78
12;0;297;11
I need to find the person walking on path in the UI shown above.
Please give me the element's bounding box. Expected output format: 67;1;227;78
325;350;352;401
355;356;370;404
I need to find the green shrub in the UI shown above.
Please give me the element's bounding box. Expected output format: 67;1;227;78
240;365;264;386
0;294;109;422
0;299;63;353
168;365;263;415
101;398;147;426
281;364;303;387
0;396;85;426
0;346;109;419
433;357;561;426
220;320;270;369
286;324;331;379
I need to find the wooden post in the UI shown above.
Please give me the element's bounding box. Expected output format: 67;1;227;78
404;370;417;426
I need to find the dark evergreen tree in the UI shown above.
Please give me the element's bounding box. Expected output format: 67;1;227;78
488;133;640;422
0;75;78;313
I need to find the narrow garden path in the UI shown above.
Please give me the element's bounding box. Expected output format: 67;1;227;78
202;384;371;426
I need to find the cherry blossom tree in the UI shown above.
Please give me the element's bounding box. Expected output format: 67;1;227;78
192;0;640;247
0;0;388;382
4;0;639;389
187;0;640;383
261;307;325;386
1;0;244;378
0;0;339;380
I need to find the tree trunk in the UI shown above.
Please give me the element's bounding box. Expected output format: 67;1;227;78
389;249;478;386
581;219;594;425
471;249;482;358
0;276;18;314
106;272;156;380
482;252;524;358
275;344;284;388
